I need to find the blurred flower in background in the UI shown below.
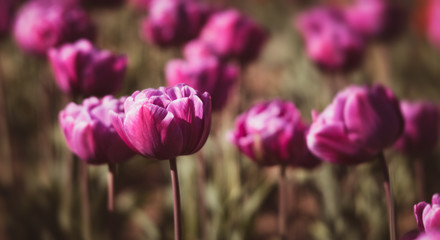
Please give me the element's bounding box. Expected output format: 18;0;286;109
229;100;320;168
0;0;14;36
59;95;135;164
48;39;128;97
393;101;440;157
306;84;403;165
427;0;440;48
295;6;365;73
13;0;95;55
165;56;238;111
111;84;211;160
141;0;212;48
199;9;267;65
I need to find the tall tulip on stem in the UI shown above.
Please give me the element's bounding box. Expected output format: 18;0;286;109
111;84;212;240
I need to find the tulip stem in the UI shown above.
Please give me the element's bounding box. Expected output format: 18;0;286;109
414;157;426;201
80;161;91;240
379;152;396;240
108;163;116;240
279;165;287;240
169;157;182;240
196;152;207;240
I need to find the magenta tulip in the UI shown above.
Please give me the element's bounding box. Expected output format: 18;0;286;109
306;84;403;165
141;0;211;48
228;100;320;168
295;6;365;72
427;0;440;48
110;84;212;160
393;101;440;156
416;231;440;240
59;96;136;165
183;39;217;61
199;9;267;64
344;0;406;40
165;57;238;111
48;39;127;97
13;1;95;55
415;194;440;233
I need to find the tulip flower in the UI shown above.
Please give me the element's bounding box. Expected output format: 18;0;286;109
48;39;128;98
141;0;211;48
393;101;439;156
427;0;440;48
183;39;217;61
199;9;267;65
295;6;365;73
344;0;407;41
306;84;403;165
59;95;135;165
13;1;95;55
165;56;239;111
0;0;13;36
416;231;440;240
415;193;440;233
111;84;211;240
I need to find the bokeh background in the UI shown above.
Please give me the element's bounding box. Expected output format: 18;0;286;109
1;0;440;239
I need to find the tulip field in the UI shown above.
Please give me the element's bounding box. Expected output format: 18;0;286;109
1;0;440;240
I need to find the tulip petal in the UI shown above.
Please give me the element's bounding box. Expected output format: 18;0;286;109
110;111;137;153
415;202;428;232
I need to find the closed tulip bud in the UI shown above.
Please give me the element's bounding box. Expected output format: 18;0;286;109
59;96;136;164
165;57;238;111
48;39;128;97
13;1;95;55
344;0;407;41
393;101;440;156
141;0;212;48
306;84;403;165
199;9;267;65
295;7;365;73
110;84;212;160
228;100;321;168
415;194;440;233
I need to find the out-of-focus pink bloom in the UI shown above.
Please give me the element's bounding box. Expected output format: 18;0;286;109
165;57;238;111
59;96;136;165
306;84;403;165
427;0;440;48
141;0;212;48
295;7;365;72
13;1;95;55
110;84;212;160
183;39;217;60
344;0;407;40
48;39;127;97
415;194;440;233
416;231;440;240
228;100;321;168
0;0;14;36
199;9;267;65
393;101;440;156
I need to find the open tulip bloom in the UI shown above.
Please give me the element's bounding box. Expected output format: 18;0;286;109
111;84;211;239
306;84;404;240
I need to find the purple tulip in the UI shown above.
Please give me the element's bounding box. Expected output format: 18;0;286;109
59;95;136;165
48;39;128;97
344;0;406;41
183;39;217;61
199;9;267;65
13;1;95;55
141;0;211;48
416;231;440;240
427;0;440;48
415;194;440;233
393;101;440;156
306;84;403;165
165;56;238;111
110;84;212;160
228;100;321;168
0;0;13;36
295;6;365;72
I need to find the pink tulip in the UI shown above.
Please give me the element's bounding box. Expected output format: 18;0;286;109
228;100;321;168
416;231;440;240
13;1;95;55
183;39;217;61
344;0;406;40
59;96;136;165
415;194;440;233
141;0;211;48
110;84;212;160
427;0;440;48
199;9;267;64
165;56;238;111
48;39;127;97
295;6;365;72
306;84;403;165
393;101;440;156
